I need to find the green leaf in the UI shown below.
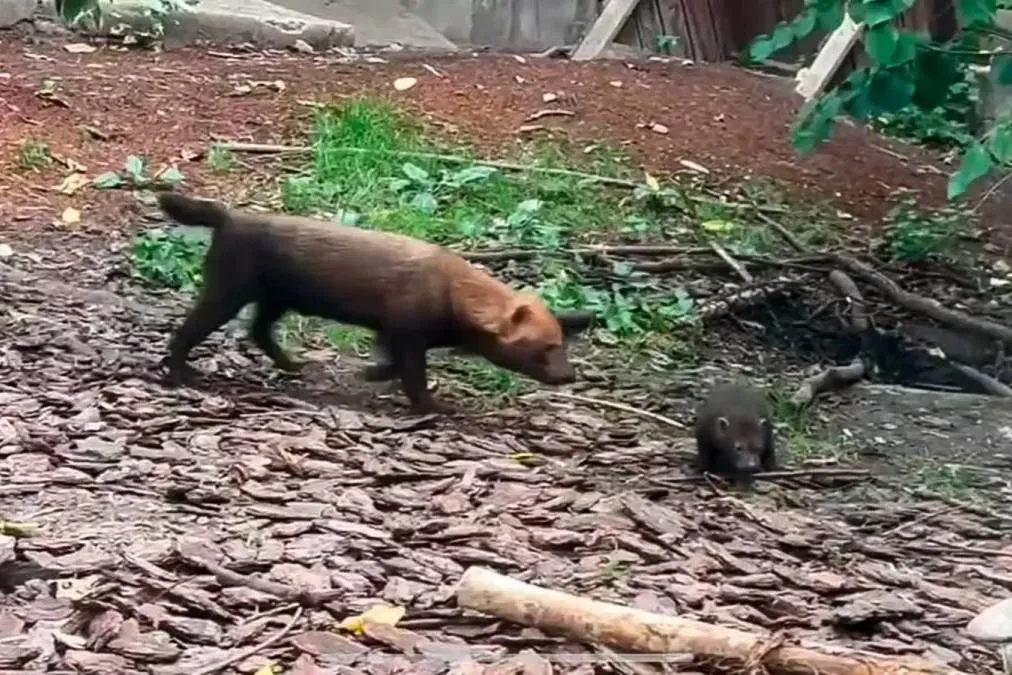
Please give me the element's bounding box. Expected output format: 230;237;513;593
816;0;845;30
155;166;184;186
748;35;775;61
771;22;795;51
792;8;818;38
54;0;97;21
410;191;439;214
792;93;842;153
867;67;915;112
948;142;994;199
988;124;1012;163
995;54;1012;84
92;171;123;189
401;162;429;183
449;165;496;185
891;32;918;65
912;49;961;109
864;23;900;64
848;1;866;23
124;155;145;181
863;0;901;26
955;0;997;27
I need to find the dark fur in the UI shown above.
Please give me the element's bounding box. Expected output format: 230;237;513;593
155;192;578;413
694;382;775;483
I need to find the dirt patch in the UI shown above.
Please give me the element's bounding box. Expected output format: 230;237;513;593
1;35;1008;250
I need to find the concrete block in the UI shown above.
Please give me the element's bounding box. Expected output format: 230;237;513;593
36;0;354;50
0;0;35;28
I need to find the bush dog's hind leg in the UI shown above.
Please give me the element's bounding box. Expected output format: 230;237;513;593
250;301;302;373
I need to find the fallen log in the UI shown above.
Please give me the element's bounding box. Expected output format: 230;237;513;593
454;566;960;675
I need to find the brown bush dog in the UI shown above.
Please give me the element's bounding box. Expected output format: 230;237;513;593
694;382;775;485
155;191;587;414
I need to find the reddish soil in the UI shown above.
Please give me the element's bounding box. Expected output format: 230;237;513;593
1;33;1006;249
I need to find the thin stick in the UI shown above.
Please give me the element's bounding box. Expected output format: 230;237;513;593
220;142;639;189
530;391;686;429
190;606;303;675
973;170;1012;212
753;211;806;252
707;240;753;282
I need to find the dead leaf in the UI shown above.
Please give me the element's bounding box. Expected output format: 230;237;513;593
64;42;97;54
542;92;558;102
393;77;417;91
61;207;81;226
643;172;660;191
339;604;405;636
679;159;709;174
57;172;90;196
650;122;669;134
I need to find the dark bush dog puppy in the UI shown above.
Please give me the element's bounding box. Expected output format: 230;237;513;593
694;382;775;484
155;192;581;413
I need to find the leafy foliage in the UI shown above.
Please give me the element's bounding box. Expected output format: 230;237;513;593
93;155;184;190
882;199;971;262
132;229;207;291
749;0;1012;200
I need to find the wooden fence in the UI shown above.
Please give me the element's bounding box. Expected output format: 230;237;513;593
615;0;957;67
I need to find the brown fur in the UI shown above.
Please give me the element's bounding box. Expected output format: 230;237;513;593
694;382;775;483
155;191;578;413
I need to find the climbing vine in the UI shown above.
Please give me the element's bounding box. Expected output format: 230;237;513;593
749;0;1012;200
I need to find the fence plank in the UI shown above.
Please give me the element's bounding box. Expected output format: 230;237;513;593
571;0;644;60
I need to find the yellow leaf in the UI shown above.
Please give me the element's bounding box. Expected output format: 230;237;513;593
509;452;536;464
253;664;276;675
643;172;660;191
339;604;405;636
701;219;734;233
61;207;81;225
57;173;89;196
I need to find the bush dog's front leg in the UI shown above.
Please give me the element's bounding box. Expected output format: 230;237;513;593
389;336;452;414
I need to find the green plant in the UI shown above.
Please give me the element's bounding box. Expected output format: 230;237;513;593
55;0;182;45
748;0;1012;200
870;65;979;150
655;34;681;55
539;264;694;338
207;144;234;173
388;162;499;214
131;229;207;290
882;199;971;262
94;155;184;190
17;140;51;171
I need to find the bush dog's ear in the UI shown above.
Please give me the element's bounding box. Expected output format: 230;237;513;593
499;302;535;342
554;310;595;338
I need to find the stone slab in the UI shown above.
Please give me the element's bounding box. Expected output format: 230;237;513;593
0;0;34;28
33;0;354;50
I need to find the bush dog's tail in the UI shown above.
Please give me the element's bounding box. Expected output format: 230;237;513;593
156;191;231;229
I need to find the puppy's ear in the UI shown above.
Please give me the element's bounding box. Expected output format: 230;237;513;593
554;310;595;339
